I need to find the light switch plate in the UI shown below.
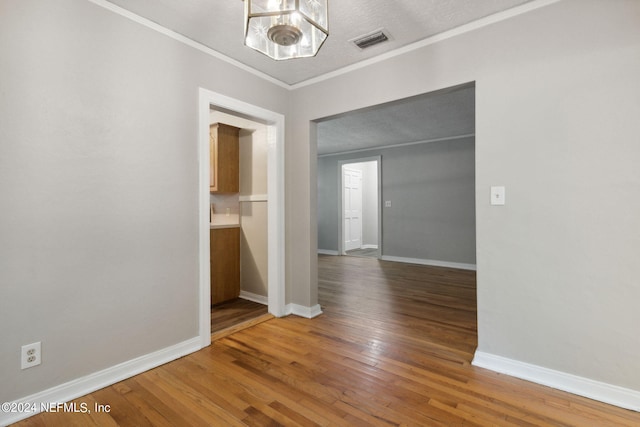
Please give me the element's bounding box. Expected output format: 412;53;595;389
384;200;392;208
491;186;506;205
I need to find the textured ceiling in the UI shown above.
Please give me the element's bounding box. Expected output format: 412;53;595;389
100;1;523;155
104;0;532;86
317;84;475;155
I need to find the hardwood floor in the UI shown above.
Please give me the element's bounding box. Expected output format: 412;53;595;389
345;247;379;258
13;255;640;426
211;298;270;334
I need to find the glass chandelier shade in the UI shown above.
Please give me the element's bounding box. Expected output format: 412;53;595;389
244;0;329;60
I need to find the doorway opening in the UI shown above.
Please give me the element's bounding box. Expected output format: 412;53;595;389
339;157;381;259
198;89;285;348
315;82;477;346
208;109;270;337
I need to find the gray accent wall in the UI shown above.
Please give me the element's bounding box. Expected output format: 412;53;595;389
318;137;476;264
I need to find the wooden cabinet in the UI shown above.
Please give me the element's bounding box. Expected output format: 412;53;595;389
210;123;240;193
209;122;241;305
210;227;240;305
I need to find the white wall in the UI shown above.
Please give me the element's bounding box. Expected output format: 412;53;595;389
359;161;378;248
291;0;640;398
239;124;268;298
0;0;287;405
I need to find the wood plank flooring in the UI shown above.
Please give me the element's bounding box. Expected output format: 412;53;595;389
345;248;379;258
211;298;269;334
13;255;640;426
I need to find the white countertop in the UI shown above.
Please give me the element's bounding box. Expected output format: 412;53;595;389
210;213;240;229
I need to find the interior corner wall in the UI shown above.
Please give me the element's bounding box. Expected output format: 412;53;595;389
239;124;269;298
293;0;640;395
0;0;287;404
318;139;476;265
316;156;338;252
286;117;318;309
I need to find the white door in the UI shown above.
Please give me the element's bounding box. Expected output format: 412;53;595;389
343;167;363;252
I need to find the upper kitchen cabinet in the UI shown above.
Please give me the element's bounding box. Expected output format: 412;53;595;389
210;123;240;193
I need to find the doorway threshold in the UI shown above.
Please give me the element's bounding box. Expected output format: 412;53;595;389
345;248;379;258
211;313;274;342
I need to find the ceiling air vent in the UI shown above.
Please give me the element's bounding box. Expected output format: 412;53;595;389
351;28;392;49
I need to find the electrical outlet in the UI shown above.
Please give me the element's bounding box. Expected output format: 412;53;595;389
21;342;41;369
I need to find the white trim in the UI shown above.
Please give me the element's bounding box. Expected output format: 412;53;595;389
361;244;379;250
318;134;474;158
88;0;560;90
198;92;213;348
86;0;289;89
381;255;476;271
317;249;339;256
0;338;201;426
290;0;562;89
239;194;268;202
240;291;268;305
199;89;287;347
286;304;323;319
472;351;640;412
265;116;287;318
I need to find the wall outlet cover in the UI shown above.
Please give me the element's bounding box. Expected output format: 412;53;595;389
21;341;41;369
491;186;506;205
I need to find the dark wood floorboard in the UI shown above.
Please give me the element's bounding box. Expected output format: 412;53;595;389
13;255;640;426
345;247;379;258
211;298;269;333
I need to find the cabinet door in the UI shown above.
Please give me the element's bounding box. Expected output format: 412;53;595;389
210;123;239;193
210;228;240;305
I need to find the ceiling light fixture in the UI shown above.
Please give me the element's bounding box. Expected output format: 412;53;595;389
244;0;329;60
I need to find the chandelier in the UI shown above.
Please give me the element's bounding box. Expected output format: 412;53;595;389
244;0;329;60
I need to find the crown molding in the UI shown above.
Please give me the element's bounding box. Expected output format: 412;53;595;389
318;133;475;158
290;0;561;89
88;0;561;91
86;0;290;89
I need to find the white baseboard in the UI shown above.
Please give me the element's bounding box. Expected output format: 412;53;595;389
0;337;202;426
381;255;476;271
317;249;339;255
285;303;323;319
361;244;379;249
473;351;640;412
239;290;268;305
238;194;268;202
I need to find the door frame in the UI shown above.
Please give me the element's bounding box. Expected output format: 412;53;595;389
198;88;286;348
337;156;382;257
